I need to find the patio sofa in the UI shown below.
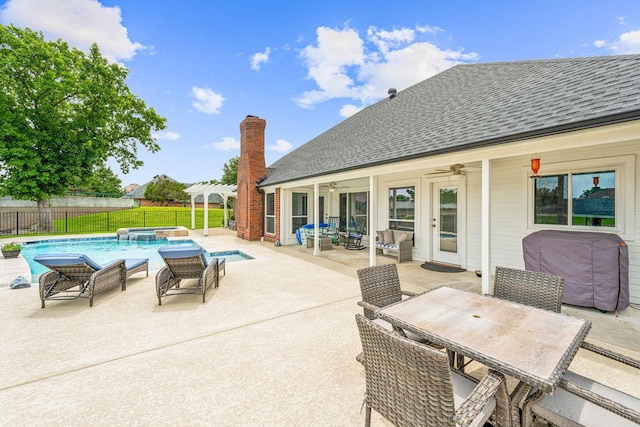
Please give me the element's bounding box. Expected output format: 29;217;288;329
375;230;413;263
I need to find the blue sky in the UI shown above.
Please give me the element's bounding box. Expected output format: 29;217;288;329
1;0;639;188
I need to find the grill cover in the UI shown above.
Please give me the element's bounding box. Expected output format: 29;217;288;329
523;230;629;312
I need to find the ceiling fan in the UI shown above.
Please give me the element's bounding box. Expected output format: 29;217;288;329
425;164;478;178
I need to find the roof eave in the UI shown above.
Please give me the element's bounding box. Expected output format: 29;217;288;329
259;110;640;188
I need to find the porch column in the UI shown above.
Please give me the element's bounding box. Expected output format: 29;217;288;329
313;183;320;255
203;190;210;236
481;158;491;294
369;175;377;266
222;194;228;228
190;194;196;230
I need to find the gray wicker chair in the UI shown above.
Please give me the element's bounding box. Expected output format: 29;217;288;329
356;264;427;341
357;264;417;319
355;314;511;427
156;246;220;306
520;341;640;426
493;266;564;313
35;253;148;308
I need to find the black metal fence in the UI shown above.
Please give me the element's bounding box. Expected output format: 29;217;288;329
0;210;224;236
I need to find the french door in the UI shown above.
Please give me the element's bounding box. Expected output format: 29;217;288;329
432;182;465;266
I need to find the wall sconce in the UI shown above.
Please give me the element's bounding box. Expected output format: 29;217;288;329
593;176;599;188
530;154;541;178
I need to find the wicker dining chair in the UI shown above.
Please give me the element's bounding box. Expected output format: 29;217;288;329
520;341;640;427
493;266;564;313
357;264;417;319
355;314;511;427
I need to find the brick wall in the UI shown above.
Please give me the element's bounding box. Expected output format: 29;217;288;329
236;115;267;241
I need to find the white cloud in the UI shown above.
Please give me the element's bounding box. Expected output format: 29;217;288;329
416;24;443;35
610;30;640;54
250;47;271;71
0;0;146;63
339;104;362;118
266;138;292;152
295;24;478;110
211;137;240;151
191;87;225;114
296;26;365;108
593;27;640;54
152;131;181;141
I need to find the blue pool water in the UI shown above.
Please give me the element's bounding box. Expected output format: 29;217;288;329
21;237;253;281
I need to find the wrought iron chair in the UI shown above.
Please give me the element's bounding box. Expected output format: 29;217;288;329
155;245;221;305
355;314;511;427
35;253;148;308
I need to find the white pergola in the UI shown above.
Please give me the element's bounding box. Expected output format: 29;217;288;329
184;184;237;236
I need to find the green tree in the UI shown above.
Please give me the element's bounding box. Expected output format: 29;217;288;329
0;25;165;231
70;164;123;196
220;156;238;185
144;177;187;206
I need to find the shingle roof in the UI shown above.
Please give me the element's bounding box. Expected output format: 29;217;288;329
261;55;640;186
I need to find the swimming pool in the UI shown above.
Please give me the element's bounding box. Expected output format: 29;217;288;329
21;237;253;282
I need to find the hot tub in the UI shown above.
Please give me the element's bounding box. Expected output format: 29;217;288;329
116;226;189;241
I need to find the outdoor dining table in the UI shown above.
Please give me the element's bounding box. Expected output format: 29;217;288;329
376;286;592;426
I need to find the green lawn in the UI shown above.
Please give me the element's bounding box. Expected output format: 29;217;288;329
51;207;231;234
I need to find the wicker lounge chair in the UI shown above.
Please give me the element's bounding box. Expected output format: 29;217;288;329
34;253;148;308
155;245;222;305
355;314;510;427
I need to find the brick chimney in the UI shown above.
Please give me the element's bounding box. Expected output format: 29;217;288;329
236;115;266;241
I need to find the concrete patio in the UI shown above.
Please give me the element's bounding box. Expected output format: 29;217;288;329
1;228;639;426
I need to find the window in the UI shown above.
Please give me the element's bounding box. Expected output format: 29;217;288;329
265;193;275;234
339;192;368;233
291;192;308;230
389;186;415;231
534;170;615;228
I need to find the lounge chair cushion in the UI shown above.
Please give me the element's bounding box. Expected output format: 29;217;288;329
158;245;208;266
123;258;149;271
34;253;103;271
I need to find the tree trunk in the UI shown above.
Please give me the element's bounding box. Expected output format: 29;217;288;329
37;199;55;233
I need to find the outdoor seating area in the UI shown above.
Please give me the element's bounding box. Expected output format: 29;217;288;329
375;229;414;263
1;229;639;425
361;263;640;427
